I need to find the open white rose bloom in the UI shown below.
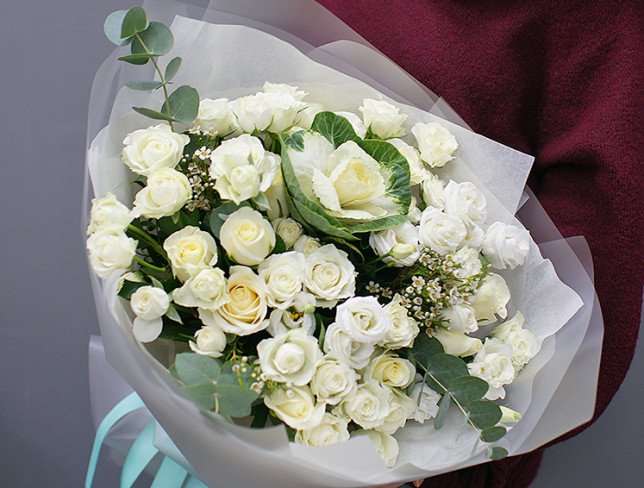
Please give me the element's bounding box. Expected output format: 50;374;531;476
84;1;604;486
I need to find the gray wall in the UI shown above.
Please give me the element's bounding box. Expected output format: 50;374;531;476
0;1;640;486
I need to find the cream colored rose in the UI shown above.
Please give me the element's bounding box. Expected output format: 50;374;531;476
189;325;227;358
492;312;539;369
359;99;407;139
388;138;424;183
130;286;169;343
323;323;374;370
267;292;316;337
257;328;323;386
122;124;189;176
172;268;229;311
411;121;457;168
469;273;511;324
87;192;132;235
310;357;357;405
199;266;269;336
449;246;482;280
194;98;237;135
468;338;515;400
272;218;303;249
163;226;218;281
482;222;530;270
433;329;482;357
294;413;350;447
293;235;321;255
219;207;276;266
352;429;399;468
377;387;416;435
378;295;420;349
335;296;391;344
420;170;445;209
440;303;478;334
418;207;467;255
303;245;356;306
443;181;487;227
258;251;306;309
87;226;137;278
369;222;420;267
408;381;441;423
337;380;390;430
264;385;325;431
364;353;415;388
132;168;192;219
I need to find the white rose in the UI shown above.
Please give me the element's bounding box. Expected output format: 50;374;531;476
338;380;390;429
304;245;356;306
420;170;445;209
132;168;192;219
209;134;279;204
482;222;530;270
449;246;482;279
267;293;316;337
272;218;303;249
388;138;424;183
377;387;416;435
194;98;237;135
293;235;321;255
163;226;218;281
335;296;391;344
231;91;306;133
294;413;350;447
352;430;399;468
462;224;485;250
87;192;132;235
468;338;515;400
364;353;415;388
359;99;407;139
336;111;367;138
130;286;169;343
87;227;137;278
189;326;227;358
440;303;478;334
378;295;420;349
199;266;269;336
323;323;374;370
219;207;276;266
172;268;229;311
257;328;323;386
122;124;189;177
258;251;306;309
418;207;467;255
443;181;487;227
369;222;420;267
470;273;511;324
264;385;325;430
408;381;441;423
310;357;358;405
492;312;539;369
263;82;307;100
411;121;457;168
433;329;482;357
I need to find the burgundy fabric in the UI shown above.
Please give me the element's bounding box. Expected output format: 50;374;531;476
316;1;643;486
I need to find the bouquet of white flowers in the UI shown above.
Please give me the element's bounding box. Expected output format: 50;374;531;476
84;1;603;486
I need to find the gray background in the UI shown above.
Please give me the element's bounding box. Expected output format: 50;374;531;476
0;1;641;487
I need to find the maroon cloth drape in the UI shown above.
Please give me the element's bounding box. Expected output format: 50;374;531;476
316;1;643;486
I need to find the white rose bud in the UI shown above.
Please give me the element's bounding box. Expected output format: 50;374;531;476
163;226;218;281
378;387;416;434
272;218;303;249
482;222;530;270
257;329;323;386
470;273;511;324
172;268;229;311
420;170;446;210
267;293;316;337
359;99;407;139
338;380;390;430
388;138;424;184
364;353;415;388
336;111;367;138
132;168;192;219
194;98;237;135
130;286;170;343
468;338;516;400
310;357;357;405
87;227;137;278
411;121;458;168
122;124;189;177
500;405;522;423
492;312;539;369
433;329;482;357
378;295;420;349
189;326;227;358
369;222;420;267
443;181;487;227
295;413;350;447
303;245;356;307
335;296;391;344
258;251;306;309
352;430;399;468
440;303;478;334
219;207;276;266
418;207;467;255
293;235;321;255
408;381;441;423
449;246;482;279
323;323;374;370
264;385;325;431
87;192;132;235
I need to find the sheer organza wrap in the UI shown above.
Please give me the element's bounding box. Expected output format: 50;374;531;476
84;1;603;486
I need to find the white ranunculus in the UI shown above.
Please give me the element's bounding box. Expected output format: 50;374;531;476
335;296;391;344
377;387;416;435
199;266;269;336
408;381;441;423
379;295;420;349
470;273;511;324
87;192;132;235
323;323;374;370
449;246;482;279
267;292;316;337
418;207;467;255
359;99;407;139
352;430;399;468
172;268;229;311
336;111;367;138
264;385;325;431
294;413;350;447
231;91;307;133
189;325;227;358
420;170;445;210
293;235;321;255
468;338;516;400
87;227;137;278
272;218;303;249
440;303;478;334
310;357;357;405
257;328;323;386
492;312;539;369
369;222;420;267
303;245;356;306
388;138;424;184
433;329;482;357
130;286;170;343
209;134;279;204
258;251;306;309
411;121;458;168
338;380;390;430
482;222;531;270
443;181;487;227
194;98;237;135
364;353;415;388
132;168;192;219
163;226;218;281
122;124;189;177
219;207;276;266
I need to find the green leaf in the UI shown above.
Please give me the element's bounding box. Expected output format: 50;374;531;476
434;393;451;430
410;333;444;370
104;10;130;46
117;279;146;299
165;304;183;324
121;6;148;39
208;202;243;238
273;234;286;255
480;426;507;443
165;57;182;81
486;446;508;461
184;382;216;410
126;80;164;91
150;276;164;289
251;192;271;212
131;21;174;56
425;354;470;394
132;106;175;122
174;353;221;386
118;53;154;65
467;401;503;430
449;376;489;406
311;111;361;147
162;85;200;124
215;384;259;417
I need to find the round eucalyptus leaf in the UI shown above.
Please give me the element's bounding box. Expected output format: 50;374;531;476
118;53;154;65
165;56;182;81
104;10;129;45
162;85;200;123
132;21;174;56
120;6;148;39
467;400;503;430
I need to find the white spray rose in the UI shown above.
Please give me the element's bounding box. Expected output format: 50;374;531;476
443;181;487;227
468;338;516;400
482;222;530;270
388;138;424;184
209;134;279;204
172;268;229;311
378;295;420;349
420;170;445;209
369;221;420;267
378;387;416;435
364;353;415;388
359;99;407;139
132;168;192;219
294;413;350;447
272;218;303;249
293;235;321;255
258;251;306;309
470;273;511;324
335;296;391;344
189;325;227;358
87;192;132;235
231;90;306;133
194;98;237;135
492;312;539;369
122;124;189;177
440;303;478;334
352;430;399;468
433;329;482;357
336;111;367;138
163;226;218;281
264;385;325;431
338;380;390;430
130;286;170;343
323;323;374;370
87;227;137;278
267;292;316;337
411;121;458;168
219;207;276;266
418;207;467;255
310;357;358;405
408;381;441;423
449;246;482;279
303;245;356;306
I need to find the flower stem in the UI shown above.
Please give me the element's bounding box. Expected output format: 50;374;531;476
134;256;167;273
127;224;167;260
